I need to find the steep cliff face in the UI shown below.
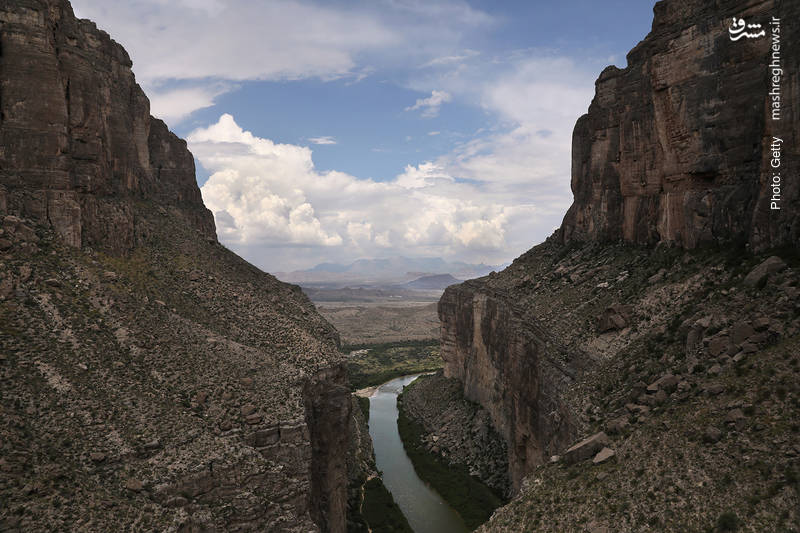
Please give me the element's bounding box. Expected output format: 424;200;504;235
438;0;800;509
561;0;799;250
0;0;215;251
0;1;351;531
439;284;579;491
304;365;351;532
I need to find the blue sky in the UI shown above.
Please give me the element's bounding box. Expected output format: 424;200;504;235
72;0;656;272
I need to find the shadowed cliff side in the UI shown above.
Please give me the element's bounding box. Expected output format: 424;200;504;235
433;0;800;526
0;1;351;531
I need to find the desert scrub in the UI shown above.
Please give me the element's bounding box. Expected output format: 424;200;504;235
346;340;443;390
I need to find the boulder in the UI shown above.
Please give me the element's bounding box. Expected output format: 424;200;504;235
725;409;746;429
592;447;616;465
743;257;787;287
563;432;610;464
707;336;730;357
606;416;629;435
731;321;755;346
90;452;107;463
703;427;722;444
647;374;679;393
597;304;632;333
125;479;143;492
752;317;771;331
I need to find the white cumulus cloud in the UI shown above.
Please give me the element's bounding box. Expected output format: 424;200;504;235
192;114;540;270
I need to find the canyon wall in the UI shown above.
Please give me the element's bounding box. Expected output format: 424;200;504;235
440;0;799;496
560;0;799;251
0;1;350;531
439;282;580;491
0;0;216;251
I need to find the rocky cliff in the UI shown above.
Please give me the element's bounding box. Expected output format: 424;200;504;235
560;0;799;250
439;284;580;491
0;1;351;531
0;0;215;252
436;0;800;529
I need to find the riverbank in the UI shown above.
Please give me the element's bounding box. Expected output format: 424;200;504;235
347;391;411;533
346;340;443;390
369;375;469;533
397;375;507;530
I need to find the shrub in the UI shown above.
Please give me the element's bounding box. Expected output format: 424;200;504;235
716;511;739;531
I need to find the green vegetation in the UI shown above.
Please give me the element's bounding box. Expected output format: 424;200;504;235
716;511;739;531
361;478;414;533
396;402;504;530
356;395;370;423
346;340;443;390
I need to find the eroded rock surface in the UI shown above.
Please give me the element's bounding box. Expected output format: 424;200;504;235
560;0;799;251
0;1;351;531
439;285;579;491
0;0;215;251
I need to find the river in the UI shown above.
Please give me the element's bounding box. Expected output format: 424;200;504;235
368;374;469;533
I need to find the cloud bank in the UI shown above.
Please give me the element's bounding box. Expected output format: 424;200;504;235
71;0;492;124
193;114;548;271
72;0;599;270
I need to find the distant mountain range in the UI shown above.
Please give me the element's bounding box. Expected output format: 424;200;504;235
276;256;505;287
403;273;460;290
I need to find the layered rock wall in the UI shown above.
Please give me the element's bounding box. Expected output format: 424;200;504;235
560;0;799;250
439;283;578;491
440;0;800;495
304;365;351;533
0;1;352;531
0;0;215;251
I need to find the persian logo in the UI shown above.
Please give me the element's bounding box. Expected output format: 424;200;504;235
728;17;766;40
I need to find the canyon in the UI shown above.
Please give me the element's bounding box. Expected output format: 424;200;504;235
425;0;800;530
0;1;355;531
2;0;800;531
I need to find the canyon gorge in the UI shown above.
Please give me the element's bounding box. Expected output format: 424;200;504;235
1;0;799;531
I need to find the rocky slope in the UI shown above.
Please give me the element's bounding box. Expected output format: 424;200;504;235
398;371;510;497
0;1;351;531
474;244;799;531
430;0;800;530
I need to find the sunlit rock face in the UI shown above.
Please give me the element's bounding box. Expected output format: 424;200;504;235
439;282;578;491
560;0;799;251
